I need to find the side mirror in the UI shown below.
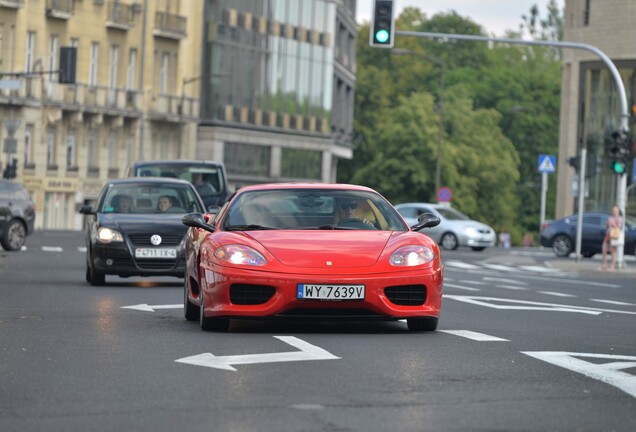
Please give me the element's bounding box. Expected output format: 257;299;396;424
79;205;94;215
182;212;215;233
411;212;441;231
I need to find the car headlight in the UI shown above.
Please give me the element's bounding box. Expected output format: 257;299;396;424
463;227;478;236
390;245;435;266
214;244;267;266
97;227;124;243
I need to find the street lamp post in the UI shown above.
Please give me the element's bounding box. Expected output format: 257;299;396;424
391;49;445;194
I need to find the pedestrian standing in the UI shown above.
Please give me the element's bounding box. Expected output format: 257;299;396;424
600;205;623;271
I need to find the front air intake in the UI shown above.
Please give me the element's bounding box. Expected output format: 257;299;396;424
384;285;427;306
229;284;275;305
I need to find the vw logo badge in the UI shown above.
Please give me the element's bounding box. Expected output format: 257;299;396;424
150;234;162;246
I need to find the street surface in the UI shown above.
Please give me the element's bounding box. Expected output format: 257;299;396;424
1;230;635;431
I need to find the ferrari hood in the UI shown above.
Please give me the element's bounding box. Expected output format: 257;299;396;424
244;231;393;268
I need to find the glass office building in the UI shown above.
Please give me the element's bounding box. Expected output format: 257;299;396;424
198;0;356;186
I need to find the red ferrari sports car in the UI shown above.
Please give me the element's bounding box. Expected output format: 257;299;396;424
182;183;443;332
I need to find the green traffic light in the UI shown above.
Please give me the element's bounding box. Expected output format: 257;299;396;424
375;29;390;43
611;161;626;174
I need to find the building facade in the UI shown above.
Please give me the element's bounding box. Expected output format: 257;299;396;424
557;0;636;218
196;0;356;188
0;0;201;229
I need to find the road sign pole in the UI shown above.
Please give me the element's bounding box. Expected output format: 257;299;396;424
575;149;587;261
540;171;547;240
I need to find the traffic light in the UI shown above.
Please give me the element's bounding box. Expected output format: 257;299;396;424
609;129;630;175
370;0;395;48
3;158;17;179
568;155;580;173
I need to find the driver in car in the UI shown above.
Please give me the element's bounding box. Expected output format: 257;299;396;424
335;198;373;227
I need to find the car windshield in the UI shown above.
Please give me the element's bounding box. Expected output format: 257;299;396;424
222;189;408;231
436;207;470;220
100;183;204;214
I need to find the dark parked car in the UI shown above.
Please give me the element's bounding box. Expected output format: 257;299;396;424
0;179;36;251
540;212;636;257
79;177;206;285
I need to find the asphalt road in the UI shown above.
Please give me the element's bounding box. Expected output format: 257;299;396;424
1;230;635;432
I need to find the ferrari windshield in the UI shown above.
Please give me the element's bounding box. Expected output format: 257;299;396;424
100;182;205;214
223;189;408;231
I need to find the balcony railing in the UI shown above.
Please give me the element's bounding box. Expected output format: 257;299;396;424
0;0;24;9
46;0;74;19
153;11;186;39
106;1;134;30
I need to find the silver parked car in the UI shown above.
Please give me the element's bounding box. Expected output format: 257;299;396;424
395;202;496;251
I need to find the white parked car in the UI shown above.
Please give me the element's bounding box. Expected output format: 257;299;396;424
395;202;496;251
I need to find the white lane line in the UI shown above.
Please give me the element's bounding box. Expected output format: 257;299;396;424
443;283;481;292
42;246;63;252
504;273;621;288
461;280;487;285
439;330;509;341
445;261;480;269
78;246;87;253
482;264;517;272
519;265;565;273
21;246;27;251
495;285;528;291
483;277;527;285
590;299;635;306
539;291;577;298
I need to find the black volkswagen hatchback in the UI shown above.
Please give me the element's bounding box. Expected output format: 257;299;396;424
80;178;205;285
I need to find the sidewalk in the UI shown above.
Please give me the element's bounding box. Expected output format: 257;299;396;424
545;255;636;276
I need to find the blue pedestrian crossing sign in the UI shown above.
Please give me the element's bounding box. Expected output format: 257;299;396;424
538;154;556;173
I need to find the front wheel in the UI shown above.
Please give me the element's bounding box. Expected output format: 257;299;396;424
200;295;229;332
407;317;438;332
440;233;458;250
551;234;573;257
471;247;486;252
0;220;26;251
86;257;105;286
184;277;199;321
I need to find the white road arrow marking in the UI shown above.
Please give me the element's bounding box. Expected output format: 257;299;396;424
121;304;183;312
175;336;340;371
522;351;636;399
444;295;636;315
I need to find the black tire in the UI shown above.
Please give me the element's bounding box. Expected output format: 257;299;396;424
471;247;486;251
0;220;26;251
86;259;105;286
407;317;438;332
440;232;458;250
200;296;229;332
551;234;573;257
582;251;595;258
184;277;199;321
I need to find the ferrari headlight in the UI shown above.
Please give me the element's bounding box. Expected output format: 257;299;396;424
97;227;124;243
390;245;435;266
214;244;267;266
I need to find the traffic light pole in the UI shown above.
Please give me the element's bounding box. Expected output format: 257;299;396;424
394;30;630;268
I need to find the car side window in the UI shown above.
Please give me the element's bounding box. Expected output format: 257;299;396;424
582;215;601;226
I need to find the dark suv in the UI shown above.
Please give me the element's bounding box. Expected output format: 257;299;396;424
0;179;36;251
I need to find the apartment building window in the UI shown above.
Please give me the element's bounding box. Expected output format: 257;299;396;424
281;148;321;180
89;42;99;86
160;52;169;94
48;35;59;81
46;127;56;168
25;31;35;72
66;129;76;168
109;45;119;88
224;142;270;177
87;129;97;168
24;124;34;168
127;48;137;90
584;0;591;25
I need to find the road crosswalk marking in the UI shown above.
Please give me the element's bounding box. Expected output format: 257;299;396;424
439;330;509;341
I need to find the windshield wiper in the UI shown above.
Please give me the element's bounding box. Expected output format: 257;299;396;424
225;224;277;231
314;224;355;230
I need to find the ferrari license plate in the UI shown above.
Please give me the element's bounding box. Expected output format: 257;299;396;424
135;248;177;259
297;284;365;300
